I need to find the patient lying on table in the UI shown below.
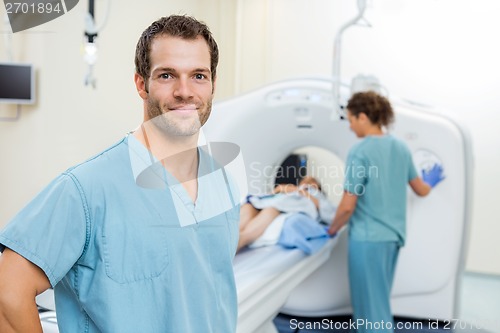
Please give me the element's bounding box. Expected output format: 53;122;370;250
238;177;336;252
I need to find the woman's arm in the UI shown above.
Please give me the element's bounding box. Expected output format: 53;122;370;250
327;191;358;235
409;177;431;197
410;163;445;196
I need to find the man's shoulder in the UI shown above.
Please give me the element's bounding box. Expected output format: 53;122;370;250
65;136;129;180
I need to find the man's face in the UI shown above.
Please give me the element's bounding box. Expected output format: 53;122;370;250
139;35;215;137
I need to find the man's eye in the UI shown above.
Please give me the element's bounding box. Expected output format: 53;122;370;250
160;73;172;79
195;74;206;80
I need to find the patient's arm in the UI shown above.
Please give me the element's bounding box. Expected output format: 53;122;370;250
0;248;51;333
238;207;281;251
327;191;357;235
239;203;260;231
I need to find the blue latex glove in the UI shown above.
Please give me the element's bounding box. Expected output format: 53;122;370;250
422;164;445;188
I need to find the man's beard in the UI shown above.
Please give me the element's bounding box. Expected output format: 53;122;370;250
146;97;212;137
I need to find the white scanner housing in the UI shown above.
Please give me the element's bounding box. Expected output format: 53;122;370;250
204;77;473;321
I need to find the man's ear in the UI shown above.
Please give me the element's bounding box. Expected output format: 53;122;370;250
134;73;148;100
211;75;217;95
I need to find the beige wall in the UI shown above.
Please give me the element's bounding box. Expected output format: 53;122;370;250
1;0;499;275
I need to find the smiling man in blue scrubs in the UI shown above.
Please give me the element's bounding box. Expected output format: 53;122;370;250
0;15;240;333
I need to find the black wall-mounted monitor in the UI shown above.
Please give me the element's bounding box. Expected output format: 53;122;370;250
0;63;35;105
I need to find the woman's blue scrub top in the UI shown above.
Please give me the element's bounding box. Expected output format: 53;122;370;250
344;135;418;246
0;135;240;333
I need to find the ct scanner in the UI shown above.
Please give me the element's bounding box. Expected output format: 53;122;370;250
35;77;473;333
204;77;473;331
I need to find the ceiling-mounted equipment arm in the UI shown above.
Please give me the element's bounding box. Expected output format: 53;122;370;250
331;0;369;119
84;0;97;43
83;0;110;88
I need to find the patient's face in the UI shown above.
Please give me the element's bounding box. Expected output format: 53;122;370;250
299;177;320;189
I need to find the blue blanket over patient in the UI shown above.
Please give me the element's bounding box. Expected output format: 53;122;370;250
277;214;331;255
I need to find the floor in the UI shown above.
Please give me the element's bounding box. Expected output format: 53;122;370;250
274;272;500;333
459;272;500;333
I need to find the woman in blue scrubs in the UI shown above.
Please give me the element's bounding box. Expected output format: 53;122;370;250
327;91;444;333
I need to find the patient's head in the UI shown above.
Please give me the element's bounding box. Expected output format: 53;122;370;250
299;176;322;191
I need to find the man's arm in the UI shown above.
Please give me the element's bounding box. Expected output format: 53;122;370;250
0;248;51;333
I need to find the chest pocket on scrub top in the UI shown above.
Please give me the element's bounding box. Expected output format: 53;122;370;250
102;215;169;284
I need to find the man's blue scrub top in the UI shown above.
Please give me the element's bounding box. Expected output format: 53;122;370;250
0;135;240;333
